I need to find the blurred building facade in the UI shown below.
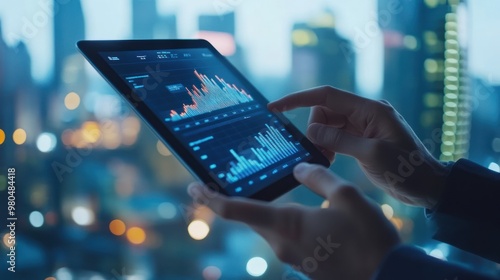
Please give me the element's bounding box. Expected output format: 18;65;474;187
468;78;500;168
290;13;356;92
378;0;470;160
54;0;85;89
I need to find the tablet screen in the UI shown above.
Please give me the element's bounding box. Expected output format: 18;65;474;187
100;48;312;196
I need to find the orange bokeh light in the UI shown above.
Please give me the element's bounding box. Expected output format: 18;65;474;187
126;227;146;245
390;217;404;230
0;129;5;145
109;219;126;236
3;233;11;248
13;128;27;145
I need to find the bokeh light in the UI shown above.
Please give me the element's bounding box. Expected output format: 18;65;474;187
29;211;44;228
126;227;146;245
195;31;236;56
101;120;121;149
61;129;73;146
156;140;172;156
403;35;418;50
45;211;58;226
202;266;222;280
424;58;439;73
0;129;5;145
55;267;72;280
492;138;500;152
390;217;404;230
30;184;48;208
71;206;95;226
246;257;268;277
292;29;318;47
2;233;11;248
122;116;141;146
429;248;446;260
82;121;101;144
70;130;85;148
109;219;126;236
320;200;329;209
381;204;394;219
13;128;27;145
157;202;177;219
488;162;500;172
64;92;81;110
36;132;57;153
188;220;210;240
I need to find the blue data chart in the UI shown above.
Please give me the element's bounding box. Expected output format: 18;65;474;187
224;124;299;183
103;48;313;196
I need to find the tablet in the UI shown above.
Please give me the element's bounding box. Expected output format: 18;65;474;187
77;40;329;201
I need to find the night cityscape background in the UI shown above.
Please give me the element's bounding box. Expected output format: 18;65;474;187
1;0;500;279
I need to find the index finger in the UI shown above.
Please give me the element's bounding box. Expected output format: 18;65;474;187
268;86;367;116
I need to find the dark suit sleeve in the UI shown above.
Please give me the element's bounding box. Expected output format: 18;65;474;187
374;159;500;279
374;245;496;280
427;158;500;263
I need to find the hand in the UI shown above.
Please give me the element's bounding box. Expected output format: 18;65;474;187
188;163;400;280
268;86;448;209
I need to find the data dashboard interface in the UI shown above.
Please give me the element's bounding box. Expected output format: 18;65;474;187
101;48;312;196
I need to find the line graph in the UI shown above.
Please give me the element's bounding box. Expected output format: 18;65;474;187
168;70;254;121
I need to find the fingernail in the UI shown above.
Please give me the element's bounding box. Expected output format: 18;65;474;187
294;162;310;180
307;123;321;141
309;123;323;137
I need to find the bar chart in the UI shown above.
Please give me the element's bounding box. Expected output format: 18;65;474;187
224;124;299;183
168;70;254;121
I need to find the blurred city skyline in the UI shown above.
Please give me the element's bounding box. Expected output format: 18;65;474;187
0;1;499;96
1;1;500;279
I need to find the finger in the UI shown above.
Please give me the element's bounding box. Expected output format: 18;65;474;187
308;106;347;128
293;163;343;198
188;183;277;228
268;86;366;117
306;107;344;163
189;184;272;237
188;184;279;248
293;163;363;210
307;123;372;160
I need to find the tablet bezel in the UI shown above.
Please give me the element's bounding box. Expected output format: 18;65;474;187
77;39;329;201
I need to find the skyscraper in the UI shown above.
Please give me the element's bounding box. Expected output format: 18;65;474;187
53;0;85;88
0;21;34;165
378;0;469;160
290;12;356;92
196;12;248;74
132;0;159;39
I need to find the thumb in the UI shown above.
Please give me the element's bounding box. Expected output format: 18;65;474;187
293;162;340;198
294;163;361;205
307;123;371;160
